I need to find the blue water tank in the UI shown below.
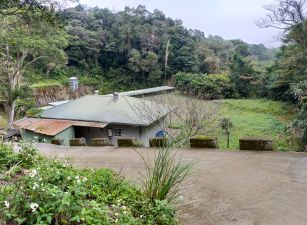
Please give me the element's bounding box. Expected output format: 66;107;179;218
156;130;166;137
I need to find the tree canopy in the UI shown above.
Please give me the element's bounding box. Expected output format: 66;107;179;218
55;5;275;91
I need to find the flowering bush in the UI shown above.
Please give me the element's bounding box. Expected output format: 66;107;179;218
0;143;177;224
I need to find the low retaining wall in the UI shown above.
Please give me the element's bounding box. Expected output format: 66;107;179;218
149;138;168;147
239;137;273;151
117;138;139;147
70;138;87;146
91;138;110;146
51;138;64;145
190;136;218;148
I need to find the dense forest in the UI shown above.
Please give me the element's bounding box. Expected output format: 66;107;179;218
0;0;306;147
25;5;276;93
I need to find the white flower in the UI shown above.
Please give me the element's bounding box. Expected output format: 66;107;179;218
115;219;118;223
121;206;127;210
75;176;81;184
4;201;9;208
30;203;39;212
114;212;119;216
140;215;144;218
82;177;87;182
29;169;37;177
32;183;39;190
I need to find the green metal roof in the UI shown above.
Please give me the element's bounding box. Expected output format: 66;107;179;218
41;95;173;126
104;86;174;97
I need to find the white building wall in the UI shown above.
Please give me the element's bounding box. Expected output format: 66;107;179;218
107;124;141;146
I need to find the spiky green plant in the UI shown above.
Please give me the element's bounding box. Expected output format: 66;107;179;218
138;147;193;203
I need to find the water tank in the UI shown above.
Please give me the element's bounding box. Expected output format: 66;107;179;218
69;77;78;92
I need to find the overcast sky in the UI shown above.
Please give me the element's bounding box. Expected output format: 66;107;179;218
78;0;282;47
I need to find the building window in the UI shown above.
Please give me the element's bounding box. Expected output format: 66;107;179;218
114;128;122;137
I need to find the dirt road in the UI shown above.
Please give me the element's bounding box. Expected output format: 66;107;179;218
37;143;307;225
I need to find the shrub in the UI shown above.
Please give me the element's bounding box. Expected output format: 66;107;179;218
190;135;219;148
117;138;140;147
0;142;19;174
175;72;236;99
149;138;168;147
239;137;273;151
0;143;177;224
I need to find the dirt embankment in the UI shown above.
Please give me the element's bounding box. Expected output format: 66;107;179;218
33;85;95;106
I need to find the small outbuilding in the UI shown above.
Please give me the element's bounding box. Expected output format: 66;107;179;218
14;94;174;147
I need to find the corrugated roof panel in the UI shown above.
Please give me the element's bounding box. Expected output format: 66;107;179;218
71;121;107;128
14;118;73;136
14;118;108;136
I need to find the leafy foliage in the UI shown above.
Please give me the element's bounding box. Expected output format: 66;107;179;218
32;5;274;91
0;142;177;225
175;72;236;99
0;9;68;127
259;0;306;146
219;118;233;148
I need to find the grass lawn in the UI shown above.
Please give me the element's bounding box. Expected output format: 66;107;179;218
166;94;299;151
215;99;298;151
30;79;64;88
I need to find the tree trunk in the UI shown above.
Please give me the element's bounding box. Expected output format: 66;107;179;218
227;132;230;148
164;39;170;82
8;100;16;129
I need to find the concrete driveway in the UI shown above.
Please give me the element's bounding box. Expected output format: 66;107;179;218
37;143;307;225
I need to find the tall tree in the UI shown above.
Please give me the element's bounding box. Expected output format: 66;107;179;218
229;43;258;97
259;0;306;101
258;0;306;30
0;13;68;128
259;0;306;147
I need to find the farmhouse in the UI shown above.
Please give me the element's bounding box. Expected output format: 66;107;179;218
14;93;173;147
